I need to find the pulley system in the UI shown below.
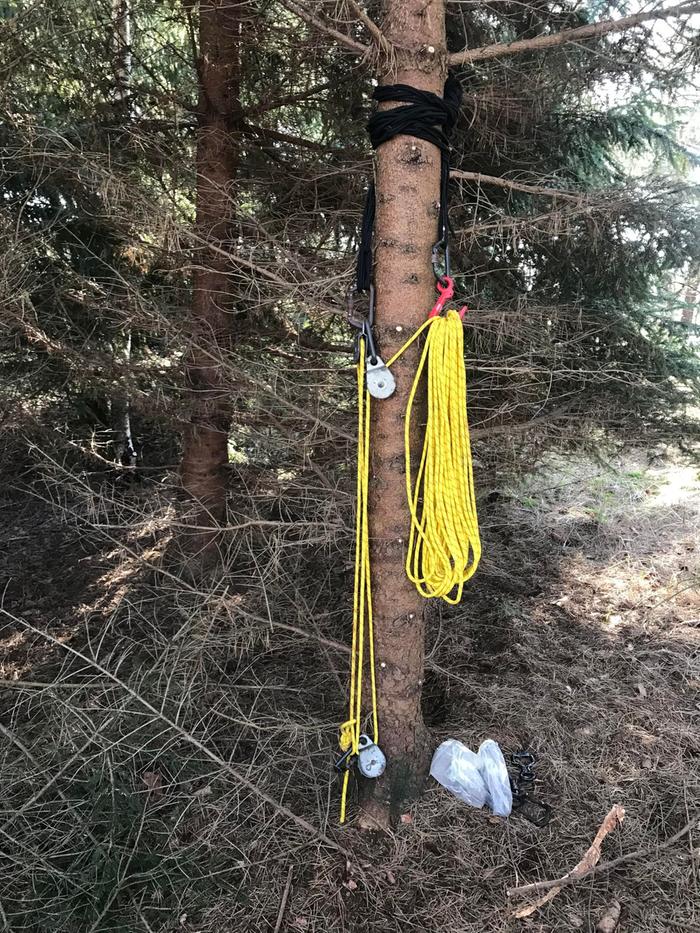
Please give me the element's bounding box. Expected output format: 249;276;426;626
337;77;482;822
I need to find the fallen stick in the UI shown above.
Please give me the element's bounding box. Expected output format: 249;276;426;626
510;804;625;918
508;811;699;900
273;866;294;933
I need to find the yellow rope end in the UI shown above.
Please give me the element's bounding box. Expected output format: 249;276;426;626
339;770;350;824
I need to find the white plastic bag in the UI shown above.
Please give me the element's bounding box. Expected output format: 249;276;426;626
430;739;487;809
477;739;513;817
430;738;513;817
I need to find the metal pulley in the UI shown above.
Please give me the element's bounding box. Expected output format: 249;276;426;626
356;733;386;779
365;356;395;400
348;286;396;400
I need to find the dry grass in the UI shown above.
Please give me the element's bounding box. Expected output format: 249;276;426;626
1;437;699;932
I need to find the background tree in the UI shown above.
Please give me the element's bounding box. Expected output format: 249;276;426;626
180;0;245;560
109;0;138;467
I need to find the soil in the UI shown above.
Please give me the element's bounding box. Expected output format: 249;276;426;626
1;442;698;932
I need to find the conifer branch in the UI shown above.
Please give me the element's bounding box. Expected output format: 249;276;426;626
451;170;583;201
449;1;700;66
279;0;370;55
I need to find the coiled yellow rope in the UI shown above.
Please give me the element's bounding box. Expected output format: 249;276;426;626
392;309;481;604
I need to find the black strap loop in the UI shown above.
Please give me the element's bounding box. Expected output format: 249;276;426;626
356;77;462;293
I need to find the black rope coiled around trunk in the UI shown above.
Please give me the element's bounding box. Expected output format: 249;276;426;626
356;76;462;293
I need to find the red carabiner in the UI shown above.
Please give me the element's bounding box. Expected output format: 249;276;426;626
428;275;454;318
428;276;470;321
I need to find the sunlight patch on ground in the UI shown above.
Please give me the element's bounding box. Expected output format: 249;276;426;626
645;463;700;508
509;446;700;638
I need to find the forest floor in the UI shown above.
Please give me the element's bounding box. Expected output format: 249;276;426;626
1;439;699;932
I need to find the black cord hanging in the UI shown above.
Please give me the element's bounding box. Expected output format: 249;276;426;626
356;76;463;293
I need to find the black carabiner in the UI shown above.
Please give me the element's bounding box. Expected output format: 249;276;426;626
431;238;451;282
347;284;378;364
509;749;552;827
366;282;375;329
334;747;357;773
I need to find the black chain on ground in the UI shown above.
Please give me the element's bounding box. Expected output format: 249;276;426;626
509;750;553;827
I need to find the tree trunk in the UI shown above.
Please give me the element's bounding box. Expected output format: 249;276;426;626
681;264;699;326
110;0;137;468
362;0;447;827
112;0;131;108
111;331;137;466
180;0;242;561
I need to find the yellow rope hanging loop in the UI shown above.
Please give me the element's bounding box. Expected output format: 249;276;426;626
339;336;379;824
388;309;481;605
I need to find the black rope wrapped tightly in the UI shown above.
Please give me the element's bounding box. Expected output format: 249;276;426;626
356;76;463;293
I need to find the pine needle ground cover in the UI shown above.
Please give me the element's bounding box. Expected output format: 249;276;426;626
1;439;698;932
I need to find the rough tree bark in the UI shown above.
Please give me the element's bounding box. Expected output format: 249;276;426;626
362;0;447;827
180;0;243;561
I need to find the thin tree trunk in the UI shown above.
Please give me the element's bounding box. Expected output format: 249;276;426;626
111;331;137;466
112;0;131;106
110;0;137;468
681;264;699;326
181;0;242;562
361;0;447;827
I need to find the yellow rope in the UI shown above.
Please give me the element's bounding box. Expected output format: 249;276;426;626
386;310;481;603
339;336;379;824
338;311;480;820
